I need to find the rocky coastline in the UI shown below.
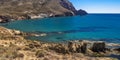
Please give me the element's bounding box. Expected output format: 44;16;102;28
0;10;88;23
0;0;87;23
0;26;120;60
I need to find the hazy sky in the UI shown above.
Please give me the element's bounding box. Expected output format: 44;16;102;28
69;0;120;13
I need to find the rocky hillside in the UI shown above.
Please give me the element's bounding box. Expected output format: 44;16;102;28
0;0;76;21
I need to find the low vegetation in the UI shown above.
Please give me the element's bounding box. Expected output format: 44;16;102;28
0;26;119;60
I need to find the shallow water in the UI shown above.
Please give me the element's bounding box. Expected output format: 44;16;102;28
1;14;120;43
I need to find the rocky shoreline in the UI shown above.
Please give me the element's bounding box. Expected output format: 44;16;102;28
0;10;88;23
0;0;88;23
0;26;120;60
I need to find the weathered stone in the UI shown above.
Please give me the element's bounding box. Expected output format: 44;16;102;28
13;30;22;35
50;44;69;54
28;44;35;49
92;42;106;52
68;41;87;53
68;41;76;53
79;41;87;53
36;50;45;58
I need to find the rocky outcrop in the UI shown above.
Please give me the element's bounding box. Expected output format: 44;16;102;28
68;41;87;53
92;42;106;52
50;44;69;54
0;26;119;60
76;9;88;16
0;0;77;21
0;16;10;23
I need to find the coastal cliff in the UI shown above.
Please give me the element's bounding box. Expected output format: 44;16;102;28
0;0;77;22
0;0;88;23
0;26;119;60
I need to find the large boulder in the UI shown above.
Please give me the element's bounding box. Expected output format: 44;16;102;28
68;41;76;52
92;42;106;52
68;40;87;53
50;44;69;54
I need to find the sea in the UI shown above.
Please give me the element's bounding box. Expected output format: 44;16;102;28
1;14;120;43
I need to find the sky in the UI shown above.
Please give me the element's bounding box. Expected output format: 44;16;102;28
69;0;120;13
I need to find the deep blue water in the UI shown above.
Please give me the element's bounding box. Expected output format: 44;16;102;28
1;14;120;43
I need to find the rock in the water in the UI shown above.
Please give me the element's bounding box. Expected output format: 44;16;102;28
92;42;106;52
76;9;88;16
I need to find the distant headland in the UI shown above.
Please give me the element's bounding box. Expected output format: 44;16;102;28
0;0;87;23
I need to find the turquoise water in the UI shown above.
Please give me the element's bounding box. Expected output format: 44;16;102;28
1;14;120;43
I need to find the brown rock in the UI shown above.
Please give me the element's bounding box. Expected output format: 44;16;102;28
68;41;87;53
68;41;76;53
50;44;69;54
13;30;22;35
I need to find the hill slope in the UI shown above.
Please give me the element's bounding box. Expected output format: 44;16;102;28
0;0;76;21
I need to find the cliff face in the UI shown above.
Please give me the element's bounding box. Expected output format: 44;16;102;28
0;0;77;21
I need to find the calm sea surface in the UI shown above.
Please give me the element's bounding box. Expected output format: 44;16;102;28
1;14;120;43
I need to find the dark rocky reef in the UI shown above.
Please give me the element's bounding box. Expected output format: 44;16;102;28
76;9;88;16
